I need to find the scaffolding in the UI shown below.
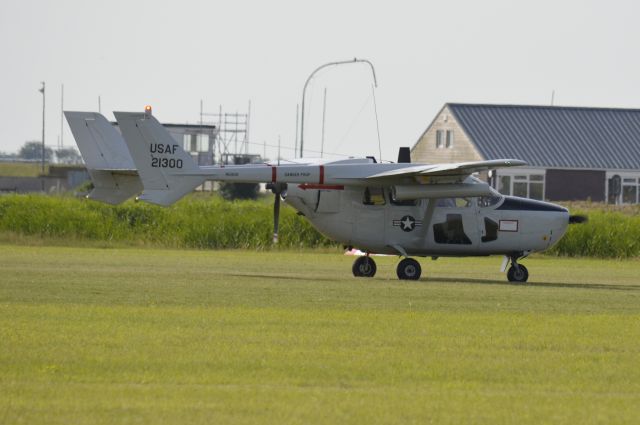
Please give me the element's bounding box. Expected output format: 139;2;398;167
200;100;254;165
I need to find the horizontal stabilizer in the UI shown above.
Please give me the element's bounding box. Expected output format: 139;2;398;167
65;111;142;204
86;169;142;205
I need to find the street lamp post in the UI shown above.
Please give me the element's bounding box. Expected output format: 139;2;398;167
299;58;377;158
39;82;45;175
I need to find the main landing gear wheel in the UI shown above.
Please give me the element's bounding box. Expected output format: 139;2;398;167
397;258;422;280
507;264;529;283
352;256;377;278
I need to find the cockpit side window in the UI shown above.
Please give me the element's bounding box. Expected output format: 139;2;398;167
478;196;503;208
435;197;472;208
363;187;386;206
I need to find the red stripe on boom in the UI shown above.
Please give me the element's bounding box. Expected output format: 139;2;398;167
319;165;325;184
298;184;344;190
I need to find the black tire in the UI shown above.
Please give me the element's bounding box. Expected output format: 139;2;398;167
397;258;422;280
352;256;377;278
507;264;529;283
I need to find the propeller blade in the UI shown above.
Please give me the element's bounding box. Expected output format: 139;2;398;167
569;215;588;224
273;192;281;244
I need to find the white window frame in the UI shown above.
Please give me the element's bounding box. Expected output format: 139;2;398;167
494;168;546;200
606;171;640;204
445;130;454;148
435;130;444;149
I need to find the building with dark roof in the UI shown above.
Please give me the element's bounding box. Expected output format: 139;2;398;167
411;103;640;204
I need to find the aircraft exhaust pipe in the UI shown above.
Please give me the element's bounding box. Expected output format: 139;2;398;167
392;183;494;201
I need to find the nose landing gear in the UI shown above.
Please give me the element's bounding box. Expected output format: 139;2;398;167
507;254;529;283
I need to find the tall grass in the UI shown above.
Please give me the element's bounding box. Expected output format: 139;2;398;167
0;194;333;249
0;194;638;257
549;209;640;258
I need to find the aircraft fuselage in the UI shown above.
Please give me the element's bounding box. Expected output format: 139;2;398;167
286;185;569;257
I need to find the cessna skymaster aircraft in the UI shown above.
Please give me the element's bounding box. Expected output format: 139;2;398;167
65;108;585;283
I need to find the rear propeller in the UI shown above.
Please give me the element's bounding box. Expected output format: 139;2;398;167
266;183;287;243
569;215;588;224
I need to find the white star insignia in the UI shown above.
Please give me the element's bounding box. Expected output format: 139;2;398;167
401;217;415;230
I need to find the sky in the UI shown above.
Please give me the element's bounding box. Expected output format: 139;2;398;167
1;0;639;162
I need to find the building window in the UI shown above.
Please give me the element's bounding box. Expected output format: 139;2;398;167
445;130;453;148
622;178;638;204
498;176;511;195
607;173;640;204
529;174;544;200
435;130;444;148
497;171;545;200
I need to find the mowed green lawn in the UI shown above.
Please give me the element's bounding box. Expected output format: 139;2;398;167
1;245;639;424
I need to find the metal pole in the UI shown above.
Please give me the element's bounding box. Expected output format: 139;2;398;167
320;87;327;158
294;104;299;158
246;100;251;155
60;83;64;148
299;58;378;158
39;82;45;175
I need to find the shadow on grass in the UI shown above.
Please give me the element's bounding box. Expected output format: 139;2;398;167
228;273;639;292
428;276;640;291
226;273;340;283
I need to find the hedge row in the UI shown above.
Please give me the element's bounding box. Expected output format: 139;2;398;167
0;194;333;249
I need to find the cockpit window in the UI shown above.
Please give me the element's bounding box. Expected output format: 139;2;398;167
435;197;472;208
478;196;503;208
363;187;386;206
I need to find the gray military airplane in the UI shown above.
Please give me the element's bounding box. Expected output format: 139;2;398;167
65;108;585;283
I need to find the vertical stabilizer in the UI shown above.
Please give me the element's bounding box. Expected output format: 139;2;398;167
114;111;205;206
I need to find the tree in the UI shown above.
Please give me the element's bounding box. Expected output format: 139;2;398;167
18;141;53;161
55;147;82;164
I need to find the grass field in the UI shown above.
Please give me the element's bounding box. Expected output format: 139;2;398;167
0;163;48;177
1;245;639;424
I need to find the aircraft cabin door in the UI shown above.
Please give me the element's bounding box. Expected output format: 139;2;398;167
429;197;480;254
352;186;387;251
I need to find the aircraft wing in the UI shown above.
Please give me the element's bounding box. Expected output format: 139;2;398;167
364;159;526;181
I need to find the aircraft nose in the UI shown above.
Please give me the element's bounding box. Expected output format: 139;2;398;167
551;209;571;241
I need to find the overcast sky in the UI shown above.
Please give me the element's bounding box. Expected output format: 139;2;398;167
1;0;639;162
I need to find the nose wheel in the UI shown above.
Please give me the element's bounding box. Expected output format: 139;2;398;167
352;256;377;277
397;258;422;280
507;255;529;283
